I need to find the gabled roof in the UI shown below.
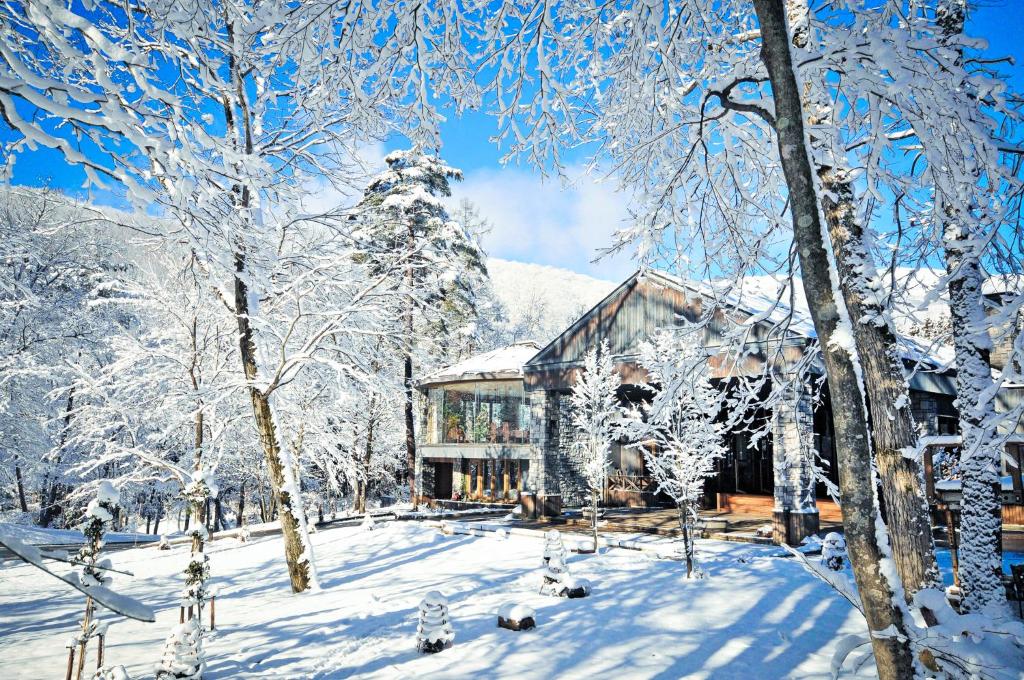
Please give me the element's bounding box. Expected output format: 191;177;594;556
524;268;953;377
419;341;542;387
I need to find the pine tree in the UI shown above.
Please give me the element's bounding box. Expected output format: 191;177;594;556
353;148;489;508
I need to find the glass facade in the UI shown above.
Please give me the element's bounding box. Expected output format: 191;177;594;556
426;381;532;445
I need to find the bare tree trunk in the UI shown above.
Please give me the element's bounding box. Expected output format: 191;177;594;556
404;219;419;511
931;0;1008;619
752;2;916;677
678;506;694;578
784;0;940;602
14;459;28;513
357;403;377;515
237;480;246;528
40;388;75;527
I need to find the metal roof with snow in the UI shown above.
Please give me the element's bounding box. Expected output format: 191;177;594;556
418;341;542;387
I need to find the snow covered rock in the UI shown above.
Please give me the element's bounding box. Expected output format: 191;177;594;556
820;532;847;571
561;576;592;599
154;618;206;680
92;665;130;680
497;602;536;631
416;591;454;653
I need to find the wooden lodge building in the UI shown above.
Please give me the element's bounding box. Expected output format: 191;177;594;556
414;270;1024;545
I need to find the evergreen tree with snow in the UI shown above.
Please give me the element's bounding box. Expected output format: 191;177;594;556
568;340;621;553
353;148;490;508
635;328;725;578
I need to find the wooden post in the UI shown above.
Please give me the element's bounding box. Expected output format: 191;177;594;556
96;634;104;669
923;446;936;503
65;647;75;680
210;595;216;631
490;459;497;498
76;597;93;680
475;460;483;498
517;460;523;492
179;606;185;624
503;460;510;499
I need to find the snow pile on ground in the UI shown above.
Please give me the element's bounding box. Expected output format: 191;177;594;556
0;521;875;679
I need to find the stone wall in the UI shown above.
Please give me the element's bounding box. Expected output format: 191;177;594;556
554;395;590;507
771;378;819;544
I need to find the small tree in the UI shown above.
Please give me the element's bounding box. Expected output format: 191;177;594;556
568;340;621;553
635;329;725;578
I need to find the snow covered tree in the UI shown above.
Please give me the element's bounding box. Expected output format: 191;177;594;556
71;481;120;680
635;329;726;578
352;148;490;507
568;340;621;553
0;0;468;594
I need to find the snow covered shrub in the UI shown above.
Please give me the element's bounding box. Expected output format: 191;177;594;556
540;530;591;598
236;527;250;544
497;603;536;631
158;535;171;551
820;532;847;571
416;591;454;653
542;530;567;567
154;618;206;680
361;513;376;531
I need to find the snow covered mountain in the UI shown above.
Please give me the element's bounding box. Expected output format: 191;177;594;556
486;258;617;343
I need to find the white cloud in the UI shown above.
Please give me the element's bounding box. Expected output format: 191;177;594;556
451;166;637;280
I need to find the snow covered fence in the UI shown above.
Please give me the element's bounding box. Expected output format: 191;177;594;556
431;521;684;560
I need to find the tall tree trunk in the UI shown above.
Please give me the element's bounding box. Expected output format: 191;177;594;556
934;0;1008;619
785;0;940;601
752;2;916;677
235;266;314;593
237;480;246;528
405;221;418;510
14;459;28;513
40;388;75;527
219;12;315;594
357;403;377;515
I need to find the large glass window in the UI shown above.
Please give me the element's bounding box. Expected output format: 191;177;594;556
426;382;531;445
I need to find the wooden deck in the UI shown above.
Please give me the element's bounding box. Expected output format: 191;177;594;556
514;507;842;545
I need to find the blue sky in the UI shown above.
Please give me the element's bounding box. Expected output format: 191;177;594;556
8;1;1024;283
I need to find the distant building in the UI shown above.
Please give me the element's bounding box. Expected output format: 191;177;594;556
415;270;1024;544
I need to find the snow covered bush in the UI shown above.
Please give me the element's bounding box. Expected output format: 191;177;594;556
568;341;621;552
416;591;454;653
820;533;847;572
540;530;590;598
632;329;726;578
154;619;206;680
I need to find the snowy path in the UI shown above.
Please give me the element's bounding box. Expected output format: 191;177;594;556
0;522;869;679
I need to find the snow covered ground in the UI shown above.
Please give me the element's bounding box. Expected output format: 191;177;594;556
0;521;871;679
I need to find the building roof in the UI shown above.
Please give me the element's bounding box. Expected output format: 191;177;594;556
419;341;542;387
